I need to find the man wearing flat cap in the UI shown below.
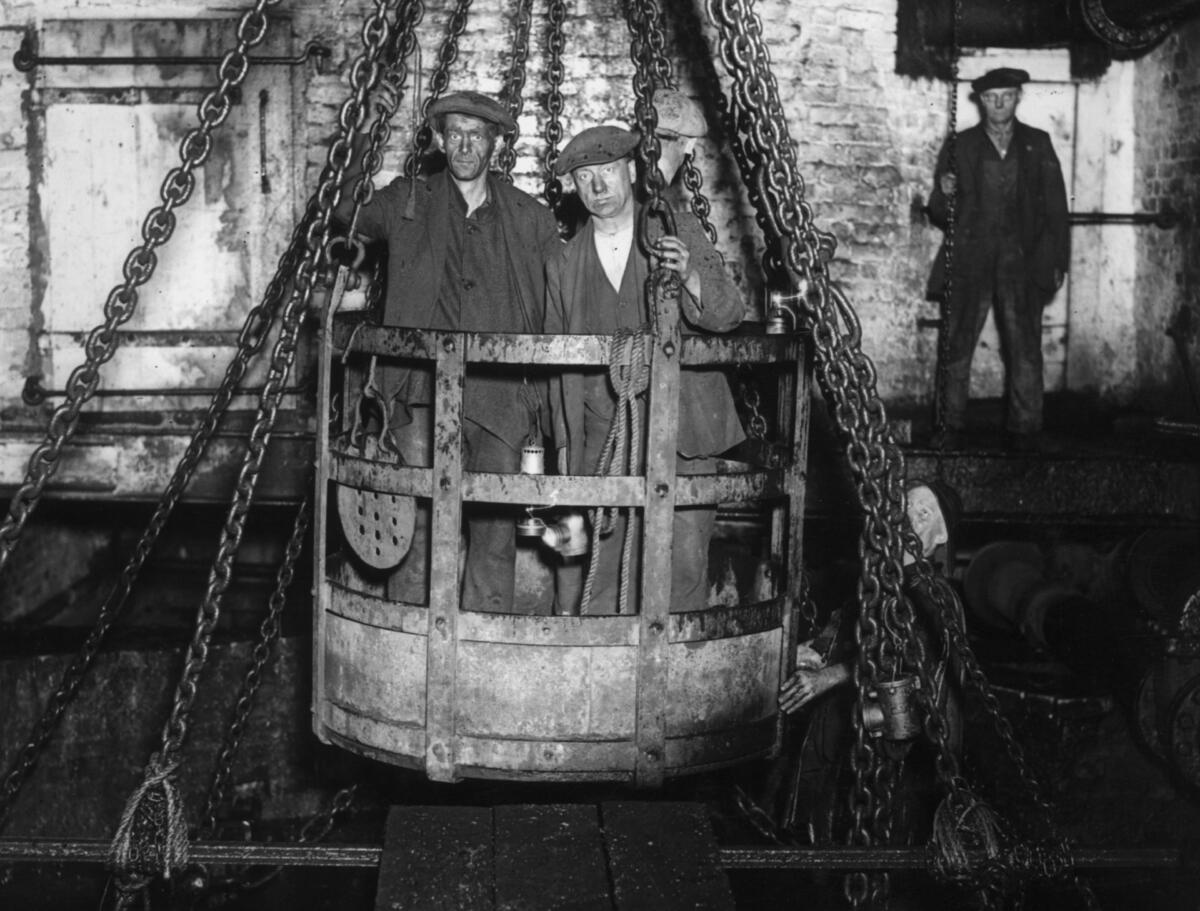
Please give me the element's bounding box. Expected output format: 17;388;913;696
336;90;560;614
546;125;745;615
927;67;1070;452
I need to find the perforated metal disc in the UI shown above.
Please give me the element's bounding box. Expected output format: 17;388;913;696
336;484;416;570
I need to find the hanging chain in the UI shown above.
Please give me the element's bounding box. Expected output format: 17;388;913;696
934;0;962;444
706;1;1094;905
403;0;474;176
0;1;282;581
625;0;673;226
495;0;535;180
343;0;425;243
0;202;318;834
149;0;402;771
703;1;914;906
106;8;403;884
541;0;568;212
200;495;311;837
661;0;718;242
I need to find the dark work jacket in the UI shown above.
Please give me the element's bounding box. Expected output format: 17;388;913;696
545;209;746;474
926;120;1070;299
355;170;561;447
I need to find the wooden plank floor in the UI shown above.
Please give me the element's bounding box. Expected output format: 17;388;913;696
374;802;735;911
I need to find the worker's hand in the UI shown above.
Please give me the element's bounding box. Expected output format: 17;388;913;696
779;665;839;714
653;235;693;280
939;172;957;196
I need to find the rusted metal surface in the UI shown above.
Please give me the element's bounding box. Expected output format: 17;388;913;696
328;581;428;632
0;838;1180;872
906;449;1200;521
425;335;465;782
636;283;683;788
669;599;783;642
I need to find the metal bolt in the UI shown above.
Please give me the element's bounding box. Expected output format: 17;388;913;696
443;336;455;352
655;482;669;497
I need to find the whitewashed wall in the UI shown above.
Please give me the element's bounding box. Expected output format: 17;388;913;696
0;0;1183;437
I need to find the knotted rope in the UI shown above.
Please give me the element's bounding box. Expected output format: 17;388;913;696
930;786;1077;905
107;752;189;908
580;328;653;614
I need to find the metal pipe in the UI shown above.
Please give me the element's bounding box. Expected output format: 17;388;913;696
13;37;332;74
21;375;309;406
0;838;1181;872
1069;211;1183;228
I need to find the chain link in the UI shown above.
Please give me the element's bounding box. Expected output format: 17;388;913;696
495;0;534;180
200;496;311;837
403;0;473;176
0;201;318;833
0;1;282;581
625;0;674;230
541;0;568;213
934;0;962;442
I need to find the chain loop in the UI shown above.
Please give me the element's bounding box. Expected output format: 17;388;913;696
495;0;535;180
201;495;311;837
403;0;473;176
541;0;568;213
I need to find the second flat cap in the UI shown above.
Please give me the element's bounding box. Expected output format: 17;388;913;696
554;125;640;175
970;67;1030;94
428;90;517;134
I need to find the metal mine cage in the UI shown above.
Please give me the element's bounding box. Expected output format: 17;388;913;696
312;272;810;787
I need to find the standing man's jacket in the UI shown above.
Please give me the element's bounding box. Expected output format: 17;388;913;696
354;169;561;447
926;120;1070;299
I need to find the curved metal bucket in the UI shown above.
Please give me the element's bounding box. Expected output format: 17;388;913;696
312;294;808;786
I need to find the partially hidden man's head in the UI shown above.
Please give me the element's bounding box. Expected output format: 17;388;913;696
653;89;706;184
555;125;640;219
429;91;517;182
970;67;1029;129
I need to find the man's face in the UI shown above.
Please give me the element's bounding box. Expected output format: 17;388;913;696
655;134;696;185
439;112;497;182
980;88;1020;128
572;158;636;219
905;485;947;558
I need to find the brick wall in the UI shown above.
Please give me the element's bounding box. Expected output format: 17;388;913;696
5;0;1117;417
1134;20;1200;404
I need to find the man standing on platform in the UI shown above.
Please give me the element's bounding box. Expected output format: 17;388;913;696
338;90;560;613
927;67;1070;452
546;125;744;615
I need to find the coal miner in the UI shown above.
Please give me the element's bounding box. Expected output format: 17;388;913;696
652;88;707;190
926;67;1070;452
546;125;745;615
337;90;560;613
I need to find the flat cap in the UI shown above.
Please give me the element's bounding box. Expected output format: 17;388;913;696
428;90;517;134
554;125;639;176
970;67;1030;94
655;89;707;138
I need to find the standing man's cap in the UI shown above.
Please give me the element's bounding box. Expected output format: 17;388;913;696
554;125;640;175
428;90;517;134
970;67;1030;94
655;89;706;138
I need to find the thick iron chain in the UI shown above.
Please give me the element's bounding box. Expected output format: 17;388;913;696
495;0;535;180
704;1;917;905
148;0;402;781
343;0;425;243
200;495;311;838
0;201;318;834
541;0;568;212
404;0;473;176
934;0;962;440
0;0;282;580
625;0;673;226
659;0;719;243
